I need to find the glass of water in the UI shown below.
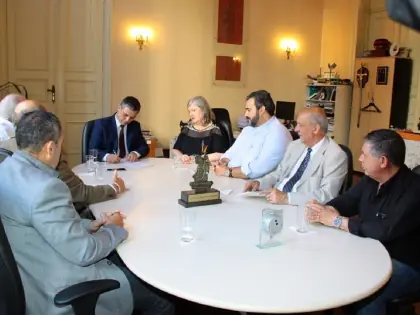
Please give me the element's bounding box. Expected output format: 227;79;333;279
180;208;196;243
95;162;106;180
89;149;98;161
173;155;182;168
85;155;95;172
296;204;309;233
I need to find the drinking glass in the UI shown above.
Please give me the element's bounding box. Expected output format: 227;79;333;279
85;155;95;172
296;205;309;233
95;162;106;180
89;149;98;161
173;155;182;168
180;208;196;243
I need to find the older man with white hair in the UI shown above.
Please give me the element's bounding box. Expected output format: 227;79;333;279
244;107;348;205
0;93;26;141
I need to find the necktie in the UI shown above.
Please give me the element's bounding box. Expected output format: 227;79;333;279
282;148;312;193
118;125;126;158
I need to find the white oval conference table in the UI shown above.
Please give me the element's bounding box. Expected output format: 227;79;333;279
73;158;392;314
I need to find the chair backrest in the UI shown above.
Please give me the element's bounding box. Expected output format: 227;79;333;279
412;165;420;175
212;108;235;148
0;218;26;315
339;144;353;194
0;148;13;164
289;130;299;140
81;120;96;163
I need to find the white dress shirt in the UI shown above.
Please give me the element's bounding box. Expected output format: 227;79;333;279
221;117;292;179
276;137;326;204
0;117;15;141
103;116;141;162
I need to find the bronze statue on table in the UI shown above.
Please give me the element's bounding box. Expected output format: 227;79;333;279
178;151;222;208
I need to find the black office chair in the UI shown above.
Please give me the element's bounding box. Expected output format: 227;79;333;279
289;130;299;140
81;120;96;163
412;165;420;175
339;144;353;194
212;108;235;148
0;217;120;315
0;148;13;163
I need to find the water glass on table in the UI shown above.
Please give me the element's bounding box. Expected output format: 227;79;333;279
173;155;183;168
85;155;95;172
296;204;309;233
180;208;196;243
95;162;106;180
89;149;98;161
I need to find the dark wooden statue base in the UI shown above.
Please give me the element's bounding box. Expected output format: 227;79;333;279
178;188;222;208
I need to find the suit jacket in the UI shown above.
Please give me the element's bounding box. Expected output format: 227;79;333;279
57;152;116;212
258;137;348;205
1;138;116;212
89;114;149;161
0;151;133;315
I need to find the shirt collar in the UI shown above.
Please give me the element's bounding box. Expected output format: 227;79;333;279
377;165;410;195
309;137;326;154
254;116;276;130
114;114;122;128
14;150;59;177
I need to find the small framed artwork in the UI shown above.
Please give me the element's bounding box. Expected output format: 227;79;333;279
215;55;241;82
376;66;389;85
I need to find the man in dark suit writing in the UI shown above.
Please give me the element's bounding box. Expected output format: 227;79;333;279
90;96;149;163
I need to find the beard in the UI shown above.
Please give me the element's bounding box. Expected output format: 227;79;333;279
248;111;260;127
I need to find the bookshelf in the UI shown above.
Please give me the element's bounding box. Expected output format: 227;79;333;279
305;84;352;146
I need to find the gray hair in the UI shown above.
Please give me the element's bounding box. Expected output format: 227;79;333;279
187;96;215;124
308;111;328;134
0;94;26;121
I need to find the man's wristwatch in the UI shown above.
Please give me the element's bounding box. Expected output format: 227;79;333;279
333;216;343;228
224;168;233;177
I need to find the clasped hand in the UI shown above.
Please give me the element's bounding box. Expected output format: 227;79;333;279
90;210;126;232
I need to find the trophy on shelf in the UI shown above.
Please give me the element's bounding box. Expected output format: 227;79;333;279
178;144;222;208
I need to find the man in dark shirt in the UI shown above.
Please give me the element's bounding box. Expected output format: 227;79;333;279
306;129;420;315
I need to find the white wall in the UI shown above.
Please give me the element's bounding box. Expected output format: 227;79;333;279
111;0;324;147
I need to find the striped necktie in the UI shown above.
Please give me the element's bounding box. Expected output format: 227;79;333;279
282;148;312;193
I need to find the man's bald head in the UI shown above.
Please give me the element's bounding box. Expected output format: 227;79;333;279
295;107;328;147
297;107;328;134
12;100;46;125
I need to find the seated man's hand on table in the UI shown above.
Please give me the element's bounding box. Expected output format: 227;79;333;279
181;154;194;164
305;201;339;226
107;154;121;163
244;180;261;192
265;188;288;204
102;210;126;228
127;152;139;162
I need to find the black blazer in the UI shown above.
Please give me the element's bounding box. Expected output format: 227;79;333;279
89;114;149;161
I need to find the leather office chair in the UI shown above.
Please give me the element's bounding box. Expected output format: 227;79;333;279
339;144;353;194
81;119;96;163
0;148;13;163
289;130;299;140
0;217;120;315
212;108;235;148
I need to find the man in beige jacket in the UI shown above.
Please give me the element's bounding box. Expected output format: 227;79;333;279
2;100;124;215
244;107;348;205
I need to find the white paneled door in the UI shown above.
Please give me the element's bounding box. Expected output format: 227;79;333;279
7;0;109;166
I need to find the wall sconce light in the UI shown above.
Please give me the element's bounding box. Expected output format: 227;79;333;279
130;27;152;51
280;39;298;60
136;34;148;50
232;56;241;63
